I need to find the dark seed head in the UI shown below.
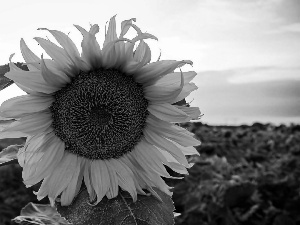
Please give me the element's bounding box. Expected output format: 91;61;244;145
50;69;148;160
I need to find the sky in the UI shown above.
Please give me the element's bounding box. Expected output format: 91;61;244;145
0;0;299;125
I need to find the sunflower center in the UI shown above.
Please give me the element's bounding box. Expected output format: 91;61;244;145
90;105;111;125
50;69;148;160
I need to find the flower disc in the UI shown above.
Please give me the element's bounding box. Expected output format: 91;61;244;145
50;69;149;160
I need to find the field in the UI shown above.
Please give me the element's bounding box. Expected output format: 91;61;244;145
0;122;300;225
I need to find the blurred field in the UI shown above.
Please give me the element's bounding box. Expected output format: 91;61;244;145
0;122;300;225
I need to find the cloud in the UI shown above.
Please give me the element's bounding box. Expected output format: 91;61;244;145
226;66;300;83
274;0;300;23
187;67;300;124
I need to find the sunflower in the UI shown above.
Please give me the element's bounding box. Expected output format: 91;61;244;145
0;16;201;206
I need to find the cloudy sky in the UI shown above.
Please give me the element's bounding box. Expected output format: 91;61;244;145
0;0;299;125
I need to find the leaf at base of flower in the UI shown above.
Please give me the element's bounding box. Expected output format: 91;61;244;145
13;202;71;225
0;63;13;91
0;144;23;166
0;62;29;91
56;187;175;225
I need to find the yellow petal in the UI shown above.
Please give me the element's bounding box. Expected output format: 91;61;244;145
134;60;192;86
41;56;70;87
104;160;118;199
60;157;84;206
74;24;102;70
148;103;190;123
34;37;74;75
119;18;136;38
171;83;198;104
46;152;78;201
20;39;40;71
174;105;201;121
146;114;201;146
110;158;137;202
5;70;60;94
2;111;52;135
90;160;110;205
38;28;80;73
103;15;118;48
0;94;54;118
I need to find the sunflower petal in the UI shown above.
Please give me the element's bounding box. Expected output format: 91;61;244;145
34;176;50;201
131;33;158;44
60;157;84;206
83;160;97;202
144;127;189;167
146;114;201;146
133;40;151;66
144;69;184;103
155;71;197;87
122;32;157;70
0;130;27;139
89;24;99;35
120;18;136;38
38;28;80;73
0;94;54;118
5;70;60;94
168;139;200;155
134;60;192;85
171;83;198;104
22;132;55;183
46;152;78;203
34;37;74;75
110;158;137;202
23;135;65;186
41;55;70;87
174;105;201;121
113;41;127;70
133;139;178;179
101;42;119;69
148;103;190;123
128;147;172;195
20;39;40;71
103;15;118;48
9;54;24;72
104;160;119;199
145;172;172;196
90;160;110;205
74;24;102;70
2;111;52;135
125;153;164;200
118;156;147;195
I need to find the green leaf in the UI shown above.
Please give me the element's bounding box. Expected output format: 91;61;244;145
13;202;71;225
0;144;23;166
57;187;175;225
0;62;28;91
0;64;13;91
273;214;296;225
224;183;256;208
